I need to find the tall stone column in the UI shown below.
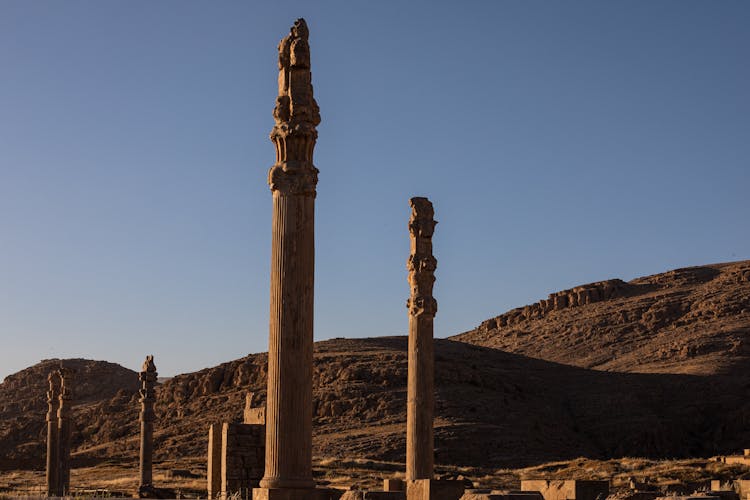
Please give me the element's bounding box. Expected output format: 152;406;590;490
57;365;74;496
45;370;61;497
405;197;437;481
139;355;158;493
258;18;320;494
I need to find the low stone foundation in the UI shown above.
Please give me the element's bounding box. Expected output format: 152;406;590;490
406;479;465;500
521;480;609;500
460;490;544;500
252;487;341;500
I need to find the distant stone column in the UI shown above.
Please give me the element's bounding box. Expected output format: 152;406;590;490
57;364;74;496
405;197;437;481
45;370;61;497
258;18;320;493
139;355;158;492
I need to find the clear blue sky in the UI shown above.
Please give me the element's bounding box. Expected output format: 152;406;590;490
1;1;748;381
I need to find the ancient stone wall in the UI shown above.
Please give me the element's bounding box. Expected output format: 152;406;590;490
221;422;265;498
244;392;266;425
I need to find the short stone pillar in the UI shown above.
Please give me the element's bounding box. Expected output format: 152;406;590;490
57;365;74;496
45;370;61;497
406;197;438;482
139;355;158;493
207;423;223;499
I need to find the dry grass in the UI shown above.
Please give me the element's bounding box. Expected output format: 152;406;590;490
2;456;749;498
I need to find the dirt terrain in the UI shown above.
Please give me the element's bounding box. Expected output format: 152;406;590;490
1;260;749;496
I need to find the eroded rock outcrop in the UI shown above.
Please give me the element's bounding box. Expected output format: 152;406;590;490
457;260;750;375
478;279;632;331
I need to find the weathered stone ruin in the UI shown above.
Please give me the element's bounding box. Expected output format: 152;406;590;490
58;365;74;494
404;198;463;500
207;392;267;499
46;364;74;496
45;370;60;497
711;478;750;499
252;17;337;500
408;479;466;500
460;491;543;500
371;199;464;500
715;449;750;466
385;480;405;494
653;496;721;500
208;424;222;499
406;196;438;485
520;480;609;500
478;279;630;332
138;355;158;497
221;422;265;498
245;392;267;426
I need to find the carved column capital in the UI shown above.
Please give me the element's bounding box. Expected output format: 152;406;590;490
268;161;319;196
139;355;158;417
269;18;319;196
407;197;438;318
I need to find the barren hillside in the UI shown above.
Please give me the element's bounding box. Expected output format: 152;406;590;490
3;338;750;472
452;260;750;375
2;260;749;474
0;358;139;469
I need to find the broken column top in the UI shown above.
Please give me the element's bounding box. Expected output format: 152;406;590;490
269;17;320;195
407;197;438;319
58;363;74;397
142;355;157;373
140;355;158;389
409;197;437;238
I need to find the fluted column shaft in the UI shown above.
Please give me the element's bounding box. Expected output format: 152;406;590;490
259;18;320;493
260;190;316;489
406;197;437;481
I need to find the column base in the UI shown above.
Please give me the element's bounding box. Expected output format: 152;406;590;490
406;479;465;500
253;487;338;500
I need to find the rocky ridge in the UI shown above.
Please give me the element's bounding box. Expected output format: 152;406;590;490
453;260;750;375
1;260;749;474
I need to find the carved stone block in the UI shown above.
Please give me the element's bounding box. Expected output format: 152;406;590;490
406;479;465;500
521;480;608;500
253;487;340;500
221;423;266;498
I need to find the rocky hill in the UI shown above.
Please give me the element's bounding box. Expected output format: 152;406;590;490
1;260;749;473
3;337;750;472
0;358;139;468
453;260;750;375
